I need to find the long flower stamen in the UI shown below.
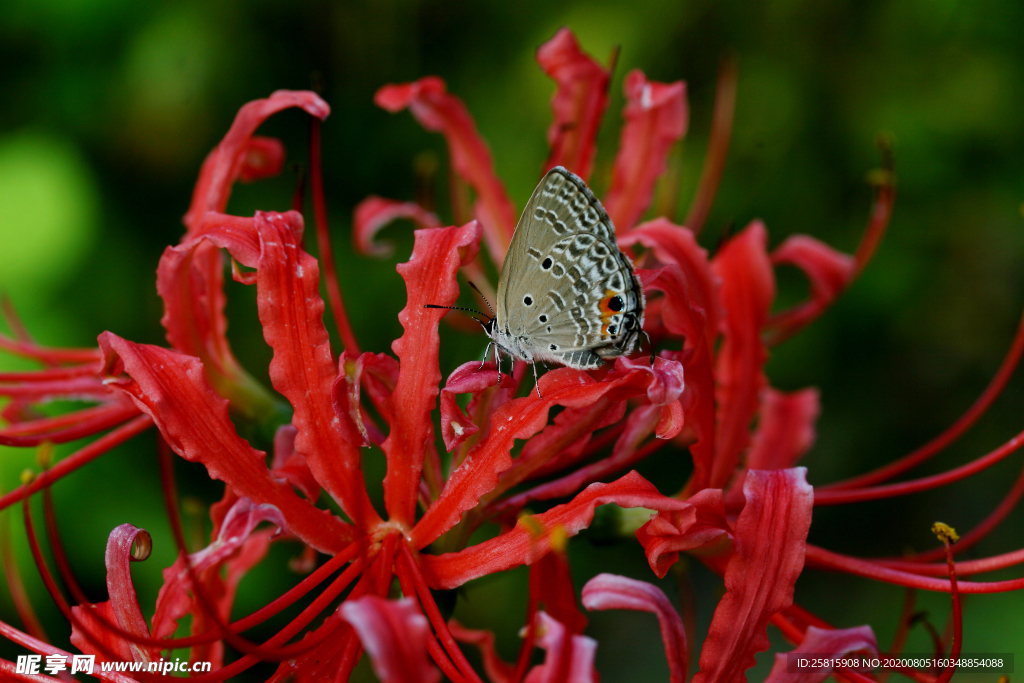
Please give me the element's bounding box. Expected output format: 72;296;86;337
310;118;360;355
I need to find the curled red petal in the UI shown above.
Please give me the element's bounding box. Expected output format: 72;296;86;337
340;596;441;683
537;28;611;181
764;625;878;683
524;611;598;683
99;332;354;554
185;90;329;230
604;71;688;232
237;136;286;183
331;351;376;449
636;487;731;578
620;218;722;341
151;497;284;648
439;361;511;453
656;399;685;440
614;355;685;407
710;221;775;489
692;468;814;683
270;424;322;501
421;471;687;589
582;573;688;683
767;235;856;344
353;196;440;258
376;78;516;262
184;210;380;529
383;221;482;526
71;524;156;664
412;367;667;549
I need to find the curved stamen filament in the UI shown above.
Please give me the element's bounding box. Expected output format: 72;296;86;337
824;304;1024;492
814;430;1024;505
0;416;153;514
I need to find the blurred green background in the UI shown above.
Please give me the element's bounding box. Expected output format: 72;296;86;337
1;0;1023;680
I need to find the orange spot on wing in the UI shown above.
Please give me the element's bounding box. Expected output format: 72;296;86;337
599;289;618;337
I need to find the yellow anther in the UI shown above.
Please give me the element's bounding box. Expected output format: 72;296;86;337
20;469;36;485
549;525;568;553
931;522;959;545
36;441;53;468
518;513;544;539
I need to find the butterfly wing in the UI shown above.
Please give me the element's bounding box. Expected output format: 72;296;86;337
498;167;644;370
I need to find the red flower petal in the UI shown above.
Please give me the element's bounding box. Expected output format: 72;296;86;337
353;196;440;258
270;424;322;501
181;210;381;530
582;573;688;683
764;625;877;683
99;333;354;553
726;388;819;510
604;72;688;232
748;388;819;472
155;214;273;420
523;612;598;683
185;91;329;230
340;596;441;683
767;235;855;344
531;550;587;636
710;221;775;489
169;92;327;424
537;28;611;181
383;222;482;526
640;267;717;488
490;402;663;517
152;498;283;667
376;78;516;262
71;524;156;664
269;616;361;683
420;471;687;589
439;361;513;453
692;468;814;683
448;621;514;683
331;351;375;449
635;487;731;578
237;136;287;183
620;218;722;341
412;366;672;549
656;399;686;440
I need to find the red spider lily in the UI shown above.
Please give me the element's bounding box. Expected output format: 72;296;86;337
0;26;1021;683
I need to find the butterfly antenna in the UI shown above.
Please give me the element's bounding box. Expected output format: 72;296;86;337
423;304;488;326
467;281;495;320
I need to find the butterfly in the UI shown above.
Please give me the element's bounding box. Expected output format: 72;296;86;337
430;166;646;394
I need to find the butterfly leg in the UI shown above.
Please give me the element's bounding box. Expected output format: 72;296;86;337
480;341;493;370
531;361;543;399
497;345;507;384
642;330;655;366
